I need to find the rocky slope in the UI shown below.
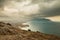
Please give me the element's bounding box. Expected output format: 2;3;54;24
0;22;60;40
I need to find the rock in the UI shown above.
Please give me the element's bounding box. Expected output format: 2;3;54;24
28;29;31;31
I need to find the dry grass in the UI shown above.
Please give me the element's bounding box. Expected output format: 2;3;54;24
0;22;60;40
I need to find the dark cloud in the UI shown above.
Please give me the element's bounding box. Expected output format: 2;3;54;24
31;0;55;4
0;0;17;8
40;7;60;17
35;0;60;17
41;0;55;2
31;0;60;17
0;0;5;8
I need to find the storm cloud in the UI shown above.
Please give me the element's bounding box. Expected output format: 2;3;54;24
0;0;60;22
40;7;60;17
34;0;60;17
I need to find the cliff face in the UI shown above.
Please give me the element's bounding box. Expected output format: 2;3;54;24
0;22;60;40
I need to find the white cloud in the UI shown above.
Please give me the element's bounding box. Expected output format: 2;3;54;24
0;0;39;22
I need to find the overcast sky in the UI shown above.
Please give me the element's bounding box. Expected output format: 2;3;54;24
0;0;60;22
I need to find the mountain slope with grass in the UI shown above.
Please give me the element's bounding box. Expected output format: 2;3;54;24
0;22;60;40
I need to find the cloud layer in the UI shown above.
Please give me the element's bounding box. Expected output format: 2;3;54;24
0;0;60;22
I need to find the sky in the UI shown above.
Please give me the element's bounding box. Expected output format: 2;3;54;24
0;0;60;22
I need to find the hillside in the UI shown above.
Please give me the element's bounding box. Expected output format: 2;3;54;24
0;22;60;40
